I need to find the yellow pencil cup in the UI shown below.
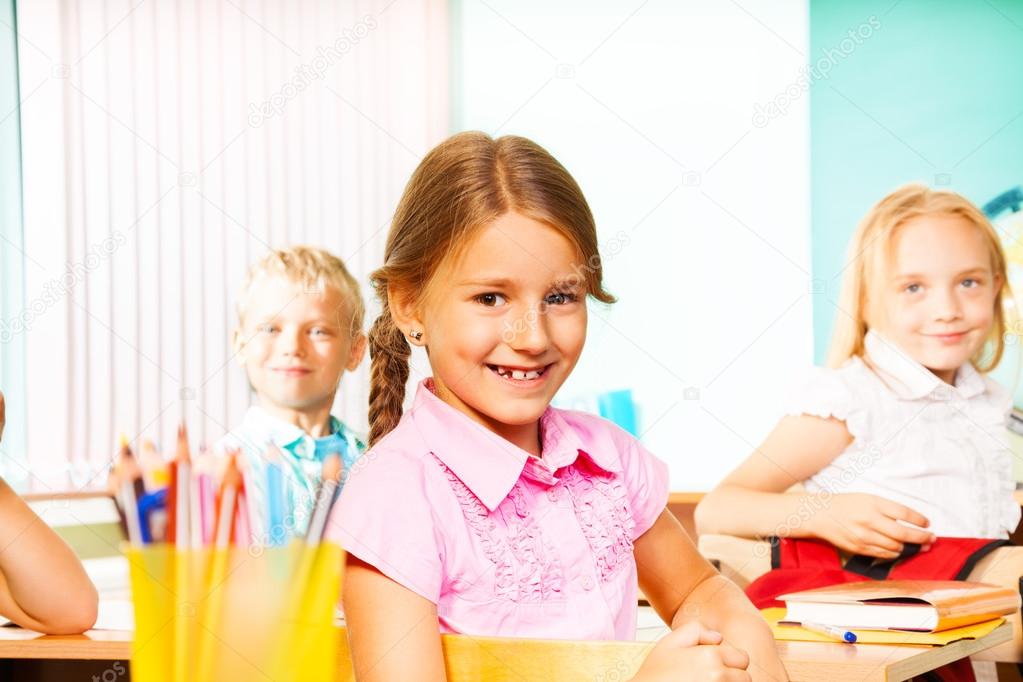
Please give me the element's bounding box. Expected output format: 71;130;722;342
126;541;344;682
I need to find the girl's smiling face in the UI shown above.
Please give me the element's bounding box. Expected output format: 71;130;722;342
396;211;589;454
874;213;1000;384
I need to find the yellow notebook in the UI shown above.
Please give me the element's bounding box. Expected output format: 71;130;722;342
762;607;1004;645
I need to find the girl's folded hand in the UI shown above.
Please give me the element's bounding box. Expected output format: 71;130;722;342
631;621;751;681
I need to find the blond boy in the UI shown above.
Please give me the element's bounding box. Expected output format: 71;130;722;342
216;246;366;543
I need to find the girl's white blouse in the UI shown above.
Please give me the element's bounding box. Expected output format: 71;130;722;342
790;331;1020;539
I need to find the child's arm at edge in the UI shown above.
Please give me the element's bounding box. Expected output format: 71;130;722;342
343;554;446;682
636;509;789;682
0;478;98;633
0;392;97;634
693;414;852;538
694;415;934;559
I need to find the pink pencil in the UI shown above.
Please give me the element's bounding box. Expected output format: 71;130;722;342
193;451;217;546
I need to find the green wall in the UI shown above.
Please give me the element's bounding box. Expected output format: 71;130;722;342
810;0;1023;379
0;0;27;477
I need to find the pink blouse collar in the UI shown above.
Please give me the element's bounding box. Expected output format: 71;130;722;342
407;379;622;511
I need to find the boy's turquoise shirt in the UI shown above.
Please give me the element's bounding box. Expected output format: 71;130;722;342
214;406;366;544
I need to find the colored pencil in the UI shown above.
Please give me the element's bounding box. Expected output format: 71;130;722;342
265;444;286;546
305;453;341;546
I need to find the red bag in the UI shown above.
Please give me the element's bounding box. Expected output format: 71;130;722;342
744;537;1010;682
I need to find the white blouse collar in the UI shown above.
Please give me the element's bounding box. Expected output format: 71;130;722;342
863;330;986;400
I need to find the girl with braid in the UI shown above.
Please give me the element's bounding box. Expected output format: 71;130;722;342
325;132;786;682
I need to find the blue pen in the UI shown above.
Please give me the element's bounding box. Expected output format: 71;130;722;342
802;621;857;643
137;488;167;544
265;446;286;546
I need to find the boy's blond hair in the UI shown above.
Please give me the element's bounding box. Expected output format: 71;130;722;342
236;246;365;337
829;183;1011;372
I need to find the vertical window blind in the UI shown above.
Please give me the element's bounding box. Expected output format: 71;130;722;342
9;0;448;487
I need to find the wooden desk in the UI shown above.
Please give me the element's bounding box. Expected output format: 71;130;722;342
0;621;1010;681
0;627;131;660
776;623;1012;681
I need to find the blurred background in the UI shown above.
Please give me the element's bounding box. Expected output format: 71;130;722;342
1;0;1022;493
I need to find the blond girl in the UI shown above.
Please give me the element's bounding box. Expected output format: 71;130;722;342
696;185;1023;660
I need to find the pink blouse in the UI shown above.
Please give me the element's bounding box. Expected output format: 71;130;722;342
326;379;669;640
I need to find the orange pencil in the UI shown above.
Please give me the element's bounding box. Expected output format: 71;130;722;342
197;450;242;680
167;423;192;548
213;451;242;548
234;488;251;545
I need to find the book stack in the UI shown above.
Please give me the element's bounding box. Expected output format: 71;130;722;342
775;580;1020;644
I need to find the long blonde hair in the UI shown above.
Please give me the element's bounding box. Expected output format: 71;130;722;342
367;131;616;446
828;183;1010;371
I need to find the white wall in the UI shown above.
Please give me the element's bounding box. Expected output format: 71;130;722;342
453;0;813;489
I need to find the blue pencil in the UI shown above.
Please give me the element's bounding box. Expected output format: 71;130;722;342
265;445;285;546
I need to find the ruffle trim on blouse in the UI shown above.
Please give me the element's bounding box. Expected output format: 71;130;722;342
560;465;635;581
972;401;1020;537
434;456;564;602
